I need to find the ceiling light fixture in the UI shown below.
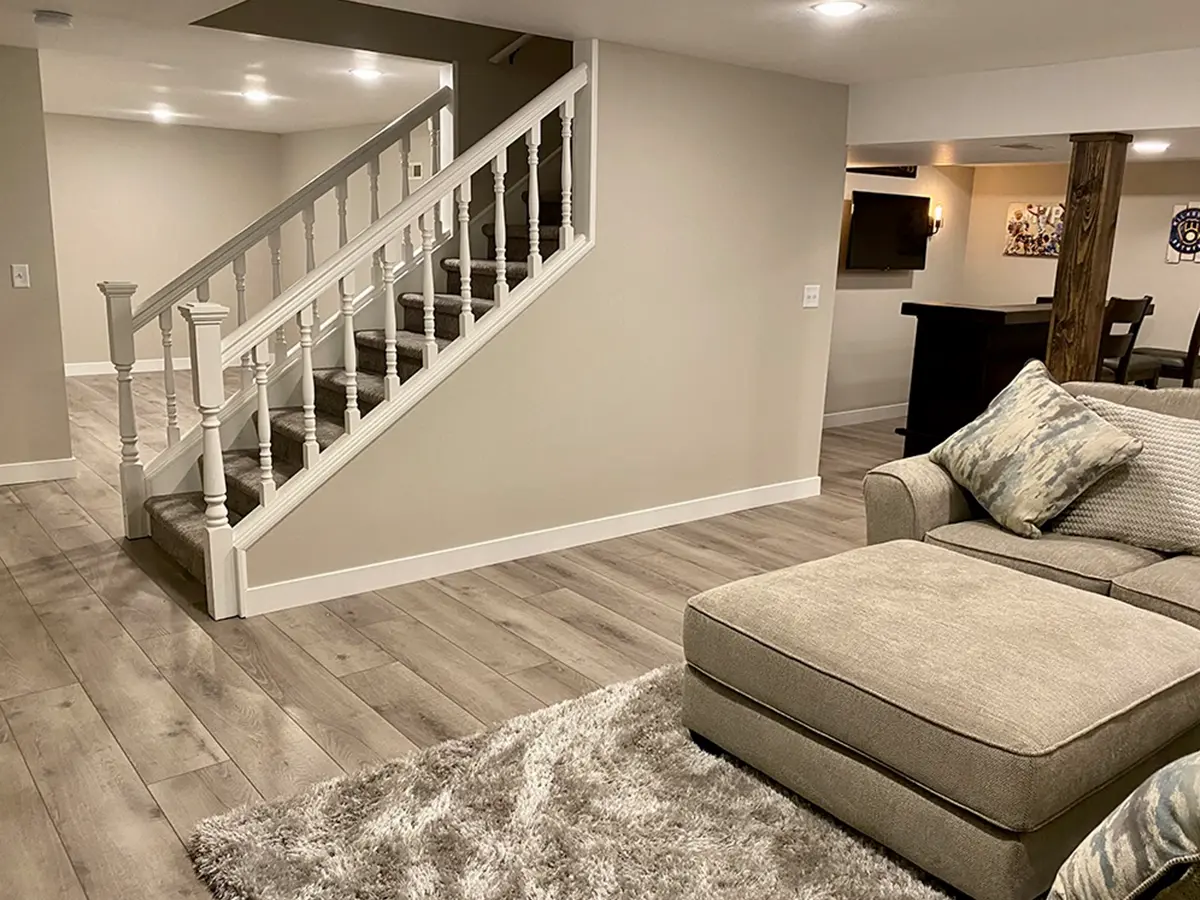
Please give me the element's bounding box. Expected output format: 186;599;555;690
241;88;272;104
350;67;383;82
150;105;175;124
33;9;73;28
1133;140;1171;155
812;1;866;17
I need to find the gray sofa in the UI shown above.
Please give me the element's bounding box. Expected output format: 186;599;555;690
864;383;1200;628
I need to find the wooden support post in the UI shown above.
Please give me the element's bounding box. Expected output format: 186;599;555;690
1046;132;1132;382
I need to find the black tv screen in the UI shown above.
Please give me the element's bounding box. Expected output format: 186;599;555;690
845;191;931;271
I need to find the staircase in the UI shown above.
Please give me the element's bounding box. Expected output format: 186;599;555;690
98;60;594;619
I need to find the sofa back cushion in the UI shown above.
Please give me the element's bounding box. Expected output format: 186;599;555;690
1065;383;1200;421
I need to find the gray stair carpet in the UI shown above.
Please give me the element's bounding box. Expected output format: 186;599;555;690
143;229;535;584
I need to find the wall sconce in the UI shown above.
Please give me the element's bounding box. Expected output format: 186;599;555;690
929;204;945;237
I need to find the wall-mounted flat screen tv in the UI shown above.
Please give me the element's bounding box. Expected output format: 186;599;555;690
845;191;931;271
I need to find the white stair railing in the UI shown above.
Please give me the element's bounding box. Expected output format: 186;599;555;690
98;86;453;537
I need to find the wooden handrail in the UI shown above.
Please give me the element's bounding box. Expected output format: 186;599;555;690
130;86;454;332
221;63;588;367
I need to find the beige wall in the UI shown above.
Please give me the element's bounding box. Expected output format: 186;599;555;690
246;41;850;586
45;115;283;365
0;47;72;468
825;166;975;415
962;162;1200;352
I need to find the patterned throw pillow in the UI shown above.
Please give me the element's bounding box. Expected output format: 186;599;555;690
1049;751;1200;900
1052;397;1200;555
929;361;1142;539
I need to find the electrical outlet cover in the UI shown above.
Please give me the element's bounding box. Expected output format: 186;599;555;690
803;284;820;308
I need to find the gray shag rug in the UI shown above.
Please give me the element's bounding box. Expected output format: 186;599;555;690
190;665;957;899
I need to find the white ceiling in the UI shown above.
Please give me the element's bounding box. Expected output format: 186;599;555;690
0;1;447;133
354;0;1200;84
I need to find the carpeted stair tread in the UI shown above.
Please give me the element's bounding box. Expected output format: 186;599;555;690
397;293;495;315
220;450;297;518
313;368;388;411
356;329;450;355
270;407;346;450
482;223;562;240
441;257;530;279
145;492;242;585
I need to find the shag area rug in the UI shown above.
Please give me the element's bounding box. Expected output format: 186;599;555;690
190;665;957;899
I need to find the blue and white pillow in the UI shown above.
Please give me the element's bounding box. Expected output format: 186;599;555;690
1050;752;1200;900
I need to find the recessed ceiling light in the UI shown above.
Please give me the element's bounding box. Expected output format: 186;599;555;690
350;67;383;82
812;1;866;17
150;105;175;124
1133;140;1171;155
241;88;272;104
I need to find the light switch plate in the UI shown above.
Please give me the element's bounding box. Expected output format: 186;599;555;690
803;284;820;308
10;264;30;289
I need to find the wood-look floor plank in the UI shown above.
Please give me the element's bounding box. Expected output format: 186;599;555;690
0;573;77;703
0;706;10;743
38;594;227;784
432;572;648;685
629;528;766;581
360;612;544;724
514;553;685;641
149;761;263;843
525;587;683;667
0;506;95;605
142;629;343;800
342;662;486;749
0;741;87;900
560;545;695;610
65;541;199;639
379;580;551;675
508;661;599;706
11;482;97;537
473;560;560;599
267;605;394;678
2;683;209;900
202;617;417;773
666;519;799;571
323;591;407;628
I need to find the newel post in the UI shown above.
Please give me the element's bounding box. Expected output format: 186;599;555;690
180;301;237;620
99;281;148;539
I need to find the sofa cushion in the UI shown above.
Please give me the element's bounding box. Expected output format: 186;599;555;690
929;361;1143;539
1051;396;1200;555
926;520;1165;594
1113;557;1200;631
683;541;1200;833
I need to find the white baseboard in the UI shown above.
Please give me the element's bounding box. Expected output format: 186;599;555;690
0;457;77;486
66;358;192;378
240;475;822;616
823;403;908;429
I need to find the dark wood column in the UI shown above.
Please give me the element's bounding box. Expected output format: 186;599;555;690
1046;132;1132;382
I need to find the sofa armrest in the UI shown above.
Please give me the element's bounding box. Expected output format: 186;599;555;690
863;454;976;544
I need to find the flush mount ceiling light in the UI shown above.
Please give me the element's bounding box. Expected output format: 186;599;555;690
241;88;272;104
33;8;73;28
1133;140;1171;155
150;105;175;124
350;67;383;82
812;1;866;17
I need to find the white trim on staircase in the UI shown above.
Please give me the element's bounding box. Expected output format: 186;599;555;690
823;403;908;429
0;457;76;486
238;475;823;617
66;358;192;378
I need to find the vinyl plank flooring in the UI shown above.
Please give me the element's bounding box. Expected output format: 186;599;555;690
342;662;485;749
379;580;551;675
12;482;95;534
514;553;685;642
0;741;87;900
267;605;394;678
2;683;209;900
64;541;199;639
203;617;417;773
360;612;544;724
142;628;343;800
149;761;263;843
432;572;648;685
667;519;799;571
561;545;697;610
473;559;560;598
38;595;227;784
323;591;407;628
629;528;765;581
0;506;95;605
0;575;77;702
508;661;599;706
524;587;683;668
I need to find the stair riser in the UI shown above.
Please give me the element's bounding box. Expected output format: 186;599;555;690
356;345;425;382
147;517;207;585
400;305;477;341
446;270;527;299
487;234;561;260
226;479;262;520
314;381;384;421
271;430;307;472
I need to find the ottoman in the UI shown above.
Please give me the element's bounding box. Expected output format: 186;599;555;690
683;540;1200;900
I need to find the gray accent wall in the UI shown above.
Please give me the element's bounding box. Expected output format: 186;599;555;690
245;41;849;586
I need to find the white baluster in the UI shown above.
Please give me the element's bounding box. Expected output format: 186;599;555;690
297;303;319;468
303;204;316;273
430;117;443;237
382;245;399;400
341;273;361;433
560;96;575;245
493;153;508;305
421;211;438;367
252;340;275;507
457;181;474;339
98;282;147;539
400;133;414;264
527;122;542;276
179;301;236;620
368;156;381;224
233;253;251;388
336;180;349;249
159;308;181;446
268;229;287;362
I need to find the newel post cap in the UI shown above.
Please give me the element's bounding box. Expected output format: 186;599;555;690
98;281;138;299
180;301;230;327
